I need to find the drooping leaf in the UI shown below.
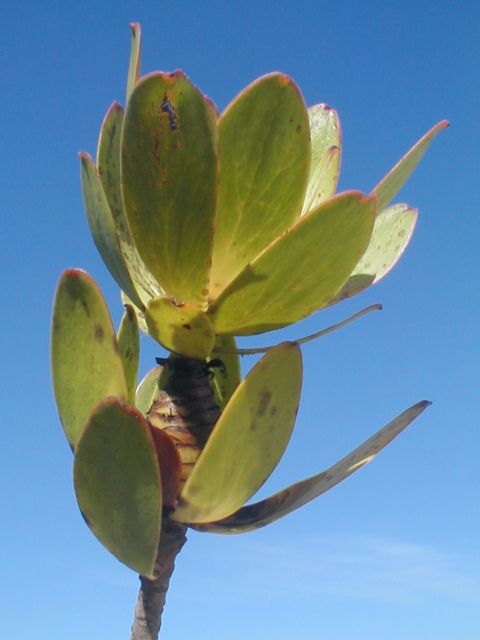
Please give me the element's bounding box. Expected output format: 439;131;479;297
208;335;241;410
80;152;145;309
372;120;449;212
122;72;218;306
209;192;376;335
74;398;161;574
51;270;128;447
172;343;302;524
209;73;310;299
136;365;166;416
97;103;162;301
126;22;141;102
192;401;430;534
117;304;140;403
302;104;341;214
332;204;418;302
145;296;215;359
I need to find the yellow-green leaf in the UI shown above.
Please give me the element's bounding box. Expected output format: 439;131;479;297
192;401;430;534
208;335;241;410
135;366;166;416
97;103;162;302
172;342;302;523
80;152;145;309
209;192;376;335
372;120;449;212
209;73;310;299
333;204;418;302
302;104;341;215
117;304;140;404
74;398;161;574
126;22;141;102
145;296;215;359
51;270;128;447
122;72;218;306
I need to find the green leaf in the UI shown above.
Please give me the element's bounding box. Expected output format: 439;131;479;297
172;342;302;523
145;296;215;359
372;120;449;212
333;203;418;302
122;72;218;306
302;104;341;214
126;22;141;102
209;73;310;299
80;152;145;309
117;305;140;404
74;398;161;574
209;335;241;410
136;365;166;416
192;401;430;534
51;270;128;447
97;103;162;301
209;192;376;335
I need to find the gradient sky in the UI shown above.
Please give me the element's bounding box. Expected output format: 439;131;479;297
2;1;479;638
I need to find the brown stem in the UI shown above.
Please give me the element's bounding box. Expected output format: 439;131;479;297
131;518;187;640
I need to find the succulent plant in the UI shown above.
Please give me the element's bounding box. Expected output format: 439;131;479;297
50;23;447;639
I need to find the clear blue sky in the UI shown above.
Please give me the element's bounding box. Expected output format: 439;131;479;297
2;1;479;638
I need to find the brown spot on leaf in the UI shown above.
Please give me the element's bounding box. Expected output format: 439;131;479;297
94;323;105;341
182;324;192;330
257;388;272;417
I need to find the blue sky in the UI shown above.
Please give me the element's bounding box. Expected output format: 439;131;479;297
2;1;479;638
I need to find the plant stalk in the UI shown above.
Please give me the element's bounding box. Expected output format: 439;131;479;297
131;518;187;639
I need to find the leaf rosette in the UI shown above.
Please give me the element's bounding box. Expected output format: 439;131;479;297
51;24;445;575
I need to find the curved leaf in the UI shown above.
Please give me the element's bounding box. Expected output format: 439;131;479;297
208;335;241;410
209;73;310;299
122;72;218;306
302;104;341;214
136;365;166;416
372;120;449;211
74;398;161;574
117;304;140;403
51;270;128;447
126;22;141;102
192;401;430;534
172;342;302;524
97;103;162;301
333;204;418;302
80;153;145;309
145;296;215;359
209;192;376;335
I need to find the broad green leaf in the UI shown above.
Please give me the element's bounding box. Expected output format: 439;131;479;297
172;342;302;523
302;104;341;215
136;366;166;416
192;401;430;534
209;73;310;299
117;304;140;403
97;103;162;301
145;296;215;359
80;152;145;309
122;72;218;306
332;204;418;302
74;398;161;574
373;120;449;211
208;335;241;410
51;270;128;447
209;192;376;335
126;22;141;102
